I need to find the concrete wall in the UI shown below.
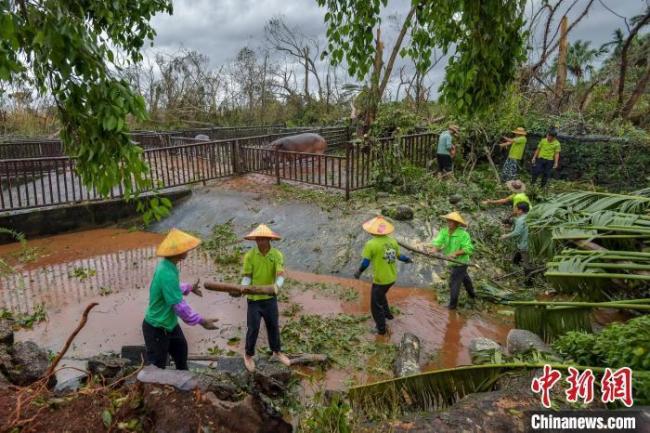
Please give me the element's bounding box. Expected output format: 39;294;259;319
0;189;192;244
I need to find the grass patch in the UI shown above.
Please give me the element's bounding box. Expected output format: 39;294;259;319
1;303;47;329
68;267;96;281
201;220;243;265
280;313;396;377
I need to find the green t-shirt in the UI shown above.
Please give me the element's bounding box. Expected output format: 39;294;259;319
242;247;284;301
508;192;532;211
437;130;453;155
144;258;183;332
362;235;400;285
537;138;561;160
432;227;474;266
508;136;527;160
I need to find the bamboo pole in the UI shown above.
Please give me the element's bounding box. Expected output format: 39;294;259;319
204;281;277;296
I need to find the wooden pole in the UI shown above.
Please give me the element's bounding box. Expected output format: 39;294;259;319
204;281;276;296
396;238;479;268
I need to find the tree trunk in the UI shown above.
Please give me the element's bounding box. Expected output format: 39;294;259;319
362;27;384;134
621;65;650;119
303;46;310;100
554;16;569;108
393;333;421;377
615;11;650;117
378;6;416;98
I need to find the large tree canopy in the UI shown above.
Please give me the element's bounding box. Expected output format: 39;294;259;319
0;0;173;220
317;0;527;116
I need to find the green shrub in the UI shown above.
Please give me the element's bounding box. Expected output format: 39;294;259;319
552;331;602;366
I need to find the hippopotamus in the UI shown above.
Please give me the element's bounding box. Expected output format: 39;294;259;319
269;133;327;154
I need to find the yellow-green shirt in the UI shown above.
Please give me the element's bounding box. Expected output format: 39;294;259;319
242;247;284;301
362;235;400;285
432;227;474;266
508;136;527;160
508;192;532;211
144;258;183;331
537;138;561;160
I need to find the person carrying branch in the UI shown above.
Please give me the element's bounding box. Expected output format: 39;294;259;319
236;224;290;372
429;212;476;310
531;127;561;188
500;202;532;285
499;127;527;181
436;124;460;178
481;180;532;218
354;216;412;335
143;229;219;370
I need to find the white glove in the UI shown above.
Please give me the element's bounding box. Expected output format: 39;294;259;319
241;276;252;286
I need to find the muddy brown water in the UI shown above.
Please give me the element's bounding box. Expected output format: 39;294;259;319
0;228;511;389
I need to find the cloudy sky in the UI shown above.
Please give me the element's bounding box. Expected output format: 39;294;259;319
146;0;648;97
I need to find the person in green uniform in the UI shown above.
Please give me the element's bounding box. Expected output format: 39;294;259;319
354;216;412;335
531;127;561;188
237;224;290;372
429;212;475;310
501;202;532;285
143;229;219;370
481;180;532;215
499;127;527;181
436;124;460;177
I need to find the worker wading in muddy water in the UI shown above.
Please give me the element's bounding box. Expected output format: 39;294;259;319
354;216;413;335
429;212;476;310
142;229;219;370
232;224;291;372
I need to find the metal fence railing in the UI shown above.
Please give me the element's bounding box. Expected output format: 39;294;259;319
0;129;436;210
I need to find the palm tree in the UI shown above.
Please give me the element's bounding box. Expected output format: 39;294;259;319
565;40;607;84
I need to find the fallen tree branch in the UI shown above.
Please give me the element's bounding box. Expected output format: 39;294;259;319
44;302;99;379
395;238;479;268
188;353;328;366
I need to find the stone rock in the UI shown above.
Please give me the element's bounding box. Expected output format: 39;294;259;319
0;318;13;347
0;344;12;372
6;341;52;386
120;345;146;364
393;205;414;221
253;359;292;397
137;365;199;391
394;333;421;377
448;194;462;205
54;374;86;393
0;372;10;389
87;355;130;379
506;329;554;356
469;337;504;365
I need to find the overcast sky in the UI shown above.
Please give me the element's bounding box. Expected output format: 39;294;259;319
146;0;648;97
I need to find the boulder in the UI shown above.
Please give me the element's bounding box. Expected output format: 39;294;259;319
393;205;414;221
0;344;12;372
506;329;554;356
469;337;504;365
0;371;9;389
87;355;130;379
0;318;13;347
394;333;421;377
6;341;52;386
54;374;86;394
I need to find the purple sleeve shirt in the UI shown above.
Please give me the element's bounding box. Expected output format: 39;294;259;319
173;282;202;325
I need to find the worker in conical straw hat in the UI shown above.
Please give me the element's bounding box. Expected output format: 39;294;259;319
354;216;413;335
236;224;290;372
429;212;476;310
498;127;528;181
481;179;532;218
143;229;219;370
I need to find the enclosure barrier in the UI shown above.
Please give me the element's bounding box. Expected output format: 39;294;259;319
0;129;435;211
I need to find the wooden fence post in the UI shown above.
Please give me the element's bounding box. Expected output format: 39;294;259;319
345;143;351;200
232;139;240;174
275;148;281;185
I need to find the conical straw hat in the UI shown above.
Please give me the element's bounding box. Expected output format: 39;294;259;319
362;216;394;235
441;211;468;226
512;127;527;135
156;228;202;257
244;224;281;240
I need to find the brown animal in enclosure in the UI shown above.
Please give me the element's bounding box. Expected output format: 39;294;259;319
270;133;327;155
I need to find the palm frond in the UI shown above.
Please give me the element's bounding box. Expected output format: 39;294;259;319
348;364;649;418
511;300;650;342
